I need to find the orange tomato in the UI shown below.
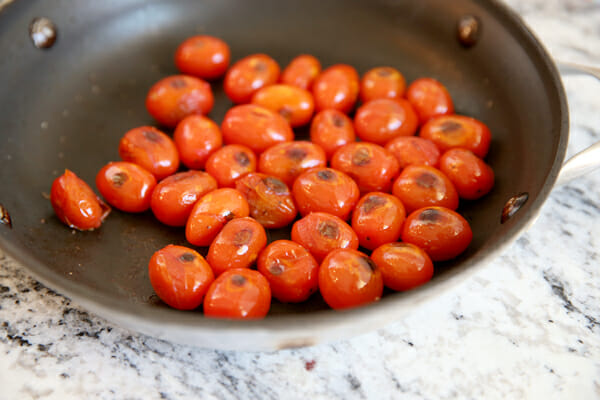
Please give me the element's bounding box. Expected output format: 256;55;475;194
392;165;459;213
439;148;495;200
257;141;326;187
224;54;280;104
173;115;222;170
360;66;406;103
406;77;454;124
371;242;434;291
205;144;257;188
251;84;315;127
312;64;359;113
96;161;156;213
354;98;418;145
174;35;230;79
310;109;356;159
351;192;406;250
419;115;492;158
384;136;441;170
281;54;322;90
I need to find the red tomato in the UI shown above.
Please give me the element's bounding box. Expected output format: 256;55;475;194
360;66;406;103
221;104;294;154
354;99;418;145
439;148;495;200
148;245;214;310
281;54;322;90
118;126;179;181
96;161;156;213
173;115;222;170
351;192;406;250
257;141;327;187
310;109;356;159
224;54;280;104
205;144;257;188
150;171;217;227
174;35;230;79
319;249;383;310
384;136;441;170
203;268;271;319
392;165;459;213
371;242;434;291
401;206;472;261
406;77;454;124
419;115;492;158
257;240;319;303
145;75;214;128
50;169;110;230
312;64;359;113
251;84;315;127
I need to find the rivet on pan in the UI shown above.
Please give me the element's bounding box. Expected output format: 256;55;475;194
457;15;481;47
0;203;12;229
29;17;57;49
501;192;529;224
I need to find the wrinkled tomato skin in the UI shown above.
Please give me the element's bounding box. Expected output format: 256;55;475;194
318;249;383;310
371;242;434;291
224;54;280;104
312;64;359;114
173;115;222;170
360;66;406;103
174;35;231;80
406;77;454;124
310;109;356;159
419;115;492;158
251;84;315;127
392;165;459;213
354;99;418;145
203;268;271;319
385;136;441;170
439;148;495;200
258;141;327;187
281;54;321;91
145;75;214;128
50;169;110;230
205;144;257;188
148;245;214;310
257;240;319;303
96;161;157;213
150;171;217;227
351;192;406;250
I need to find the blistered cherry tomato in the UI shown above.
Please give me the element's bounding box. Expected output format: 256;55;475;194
419;115;492;158
235;172;297;229
309;109;356;159
385;136;441;170
224;54;280;104
331;142;400;194
439;148;494;200
354;99;418;145
257;240;319;303
319;249;383;310
221;104;294;154
50;169;110;230
150;171;217;227
292;168;359;220
146;75;214;128
186;188;250;247
402;206;472;261
258;141;326;187
312;64;359;113
360;66;406;103
118;126;179;181
281;54;321;90
371;242;433;291
96;161;156;213
203;268;271;319
173;115;222;170
148;245;214;310
406;77;454;124
351;192;406;250
205;144;256;188
251;84;315;127
207;217;267;276
392;165;458;213
174;35;230;80
291;212;359;263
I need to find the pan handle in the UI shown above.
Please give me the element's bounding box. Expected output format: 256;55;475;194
555;61;600;186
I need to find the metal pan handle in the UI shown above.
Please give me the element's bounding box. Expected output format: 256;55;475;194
555;61;600;186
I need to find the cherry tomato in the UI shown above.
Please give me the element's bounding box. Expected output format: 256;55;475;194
419;115;492;158
291;212;359;263
221;104;294;154
235;172;297;229
148;245;214;310
173;115;222;170
251;84;315;127
360;66;406;103
331;142;400;194
258;141;326;187
401;206;472;261
319;249;383;310
150;171;217;227
174;35;230;80
50;169;110;230
385;136;441;170
96;161;156;213
309;109;356;159
292;168;359;220
203;268;271;319
392;165;459;213
351;192;406;250
312;64;359;113
205;144;256;188
406;77;454;124
371;242;434;291
118;126;179;181
186;188;250;247
281;54;321;90
224;54;280;104
145;75;214;128
439;148;494;200
257;240;319;303
207;217;267;276
354;99;418;145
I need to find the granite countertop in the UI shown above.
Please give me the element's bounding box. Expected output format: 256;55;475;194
1;1;600;399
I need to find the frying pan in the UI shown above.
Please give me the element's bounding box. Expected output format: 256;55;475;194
1;0;599;351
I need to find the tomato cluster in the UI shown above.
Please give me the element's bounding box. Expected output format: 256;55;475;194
50;35;495;319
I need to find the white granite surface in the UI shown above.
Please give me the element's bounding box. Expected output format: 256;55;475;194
1;1;600;399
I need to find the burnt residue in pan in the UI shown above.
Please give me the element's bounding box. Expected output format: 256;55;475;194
29;17;57;49
501;192;529;224
0;203;12;228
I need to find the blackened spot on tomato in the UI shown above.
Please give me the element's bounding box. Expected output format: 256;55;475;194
361;195;387;213
418;208;442;223
234;151;251;166
143;130;161;142
359;256;377;272
268;262;285;276
331;114;345;128
253;61;267;72
250;110;269;118
111;172;129;187
263;177;288;194
179;252;196;262
317;169;335;181
231;274;247;287
286;147;308;162
415;172;439;189
233;228;253;246
439;120;462;133
278;107;293;120
170;78;187;89
352;147;371;166
223;211;235;221
318;221;339;239
0;203;12;229
376;68;393;77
